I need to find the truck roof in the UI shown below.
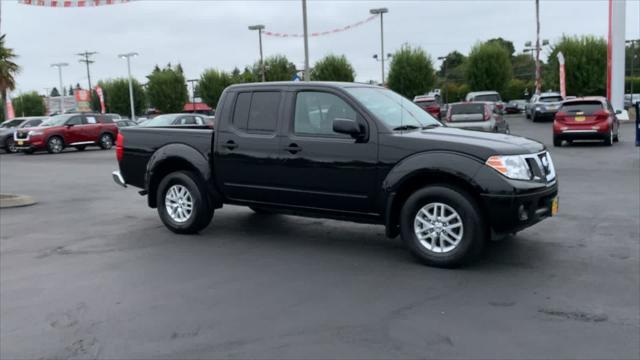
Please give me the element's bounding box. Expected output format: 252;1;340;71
226;81;382;91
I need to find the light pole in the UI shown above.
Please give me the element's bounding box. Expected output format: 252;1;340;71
50;63;68;114
437;56;448;104
118;52;138;121
302;0;310;81
248;25;266;82
524;39;548;87
187;79;198;112
370;7;389;86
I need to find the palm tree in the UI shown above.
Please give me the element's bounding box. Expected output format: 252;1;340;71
0;34;20;120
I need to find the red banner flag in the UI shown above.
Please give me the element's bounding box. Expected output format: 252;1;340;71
95;86;106;114
6;98;15;120
557;52;566;98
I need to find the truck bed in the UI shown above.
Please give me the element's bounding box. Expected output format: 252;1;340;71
119;126;214;189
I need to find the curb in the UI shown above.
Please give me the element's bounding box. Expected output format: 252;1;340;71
0;194;37;209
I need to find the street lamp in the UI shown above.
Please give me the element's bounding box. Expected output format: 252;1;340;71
187;79;198;112
370;7;389;86
437;56;448;104
50;63;69;114
118;52;138;121
302;0;310;81
248;24;266;82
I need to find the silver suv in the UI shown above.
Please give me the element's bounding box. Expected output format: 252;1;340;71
526;92;564;122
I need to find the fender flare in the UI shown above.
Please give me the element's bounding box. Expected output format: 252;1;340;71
381;151;486;237
145;143;222;208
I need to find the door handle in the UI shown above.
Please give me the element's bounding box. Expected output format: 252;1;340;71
224;140;238;150
284;143;302;154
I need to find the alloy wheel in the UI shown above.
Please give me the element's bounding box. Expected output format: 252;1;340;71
414;202;464;254
164;184;193;223
49;137;63;153
101;134;113;149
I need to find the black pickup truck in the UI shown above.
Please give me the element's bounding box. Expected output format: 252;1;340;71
113;82;558;267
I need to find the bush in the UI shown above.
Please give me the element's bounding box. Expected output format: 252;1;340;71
387;44;436;99
466;41;512;94
199;69;234;109
90;79;145;116
310;55;355;82
503;79;534;101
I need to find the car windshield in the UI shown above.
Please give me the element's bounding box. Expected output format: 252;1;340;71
345;87;441;129
138;114;179;127
415;100;437;107
0;119;24;128
540;96;563;102
40;114;73;127
474;94;500;102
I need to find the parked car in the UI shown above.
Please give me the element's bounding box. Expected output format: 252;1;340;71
553;97;621;147
413;95;441;119
465;91;505;112
14;113;118;154
116;120;138;128
505;100;527;114
113;82;558;268
137;113;208;127
0;117;46;153
444;102;510;134
526;92;564;122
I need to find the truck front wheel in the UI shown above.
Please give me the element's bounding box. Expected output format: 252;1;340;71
400;185;485;268
156;171;213;234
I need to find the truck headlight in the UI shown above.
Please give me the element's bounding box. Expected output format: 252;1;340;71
28;130;44;136
486;155;532;180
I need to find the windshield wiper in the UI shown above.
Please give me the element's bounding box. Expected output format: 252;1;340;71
392;125;421;131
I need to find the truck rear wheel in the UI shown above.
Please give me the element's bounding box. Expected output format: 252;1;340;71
156;171;213;234
400;185;485;268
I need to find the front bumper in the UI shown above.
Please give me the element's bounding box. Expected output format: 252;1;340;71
481;182;558;235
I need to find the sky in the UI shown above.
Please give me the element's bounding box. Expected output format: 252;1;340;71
2;0;640;96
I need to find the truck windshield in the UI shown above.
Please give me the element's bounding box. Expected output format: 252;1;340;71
345;87;441;129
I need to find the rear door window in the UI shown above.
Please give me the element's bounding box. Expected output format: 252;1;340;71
232;92;251;131
248;92;280;133
560;101;603;115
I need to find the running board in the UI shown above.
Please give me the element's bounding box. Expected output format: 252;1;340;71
69;141;96;146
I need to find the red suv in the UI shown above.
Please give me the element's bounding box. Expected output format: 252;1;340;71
553;97;620;147
14;113;119;154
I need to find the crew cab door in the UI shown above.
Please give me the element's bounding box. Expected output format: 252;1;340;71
214;90;285;203
276;90;378;214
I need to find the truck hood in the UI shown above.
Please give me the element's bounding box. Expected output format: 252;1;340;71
398;127;545;159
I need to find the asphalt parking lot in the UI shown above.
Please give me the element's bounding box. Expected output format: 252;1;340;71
1;115;639;359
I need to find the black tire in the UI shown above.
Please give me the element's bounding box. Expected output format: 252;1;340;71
553;136;562;147
604;129;613;146
531;114;538;123
613;129;620;143
75;145;86;151
46;136;64;154
156;171;213;234
5;138;17;153
400;185;485;268
525;112;531;119
99;133;113;150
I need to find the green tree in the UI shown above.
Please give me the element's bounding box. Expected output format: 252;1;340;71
544;35;607;96
512;53;536;81
146;64;188;113
438;51;466;78
486;38;516;57
503;79;533;101
310;54;355;82
198;69;234;109
387;44;436;99
0;34;20;120
96;79;145;116
255;55;296;82
12;91;46;117
50;87;60;97
466;41;512;94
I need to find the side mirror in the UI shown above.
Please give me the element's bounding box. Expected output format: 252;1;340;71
615;110;622;115
66;123;74;127
333;118;362;137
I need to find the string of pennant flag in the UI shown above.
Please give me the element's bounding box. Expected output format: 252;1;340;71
18;0;130;7
263;14;378;38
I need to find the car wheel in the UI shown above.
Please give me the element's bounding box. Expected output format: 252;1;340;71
531;114;538;123
5;138;17;153
99;133;113;150
526;112;531;119
604;129;613;146
553;136;562;147
157;171;213;234
75;145;86;151
400;185;485;268
46;136;64;154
